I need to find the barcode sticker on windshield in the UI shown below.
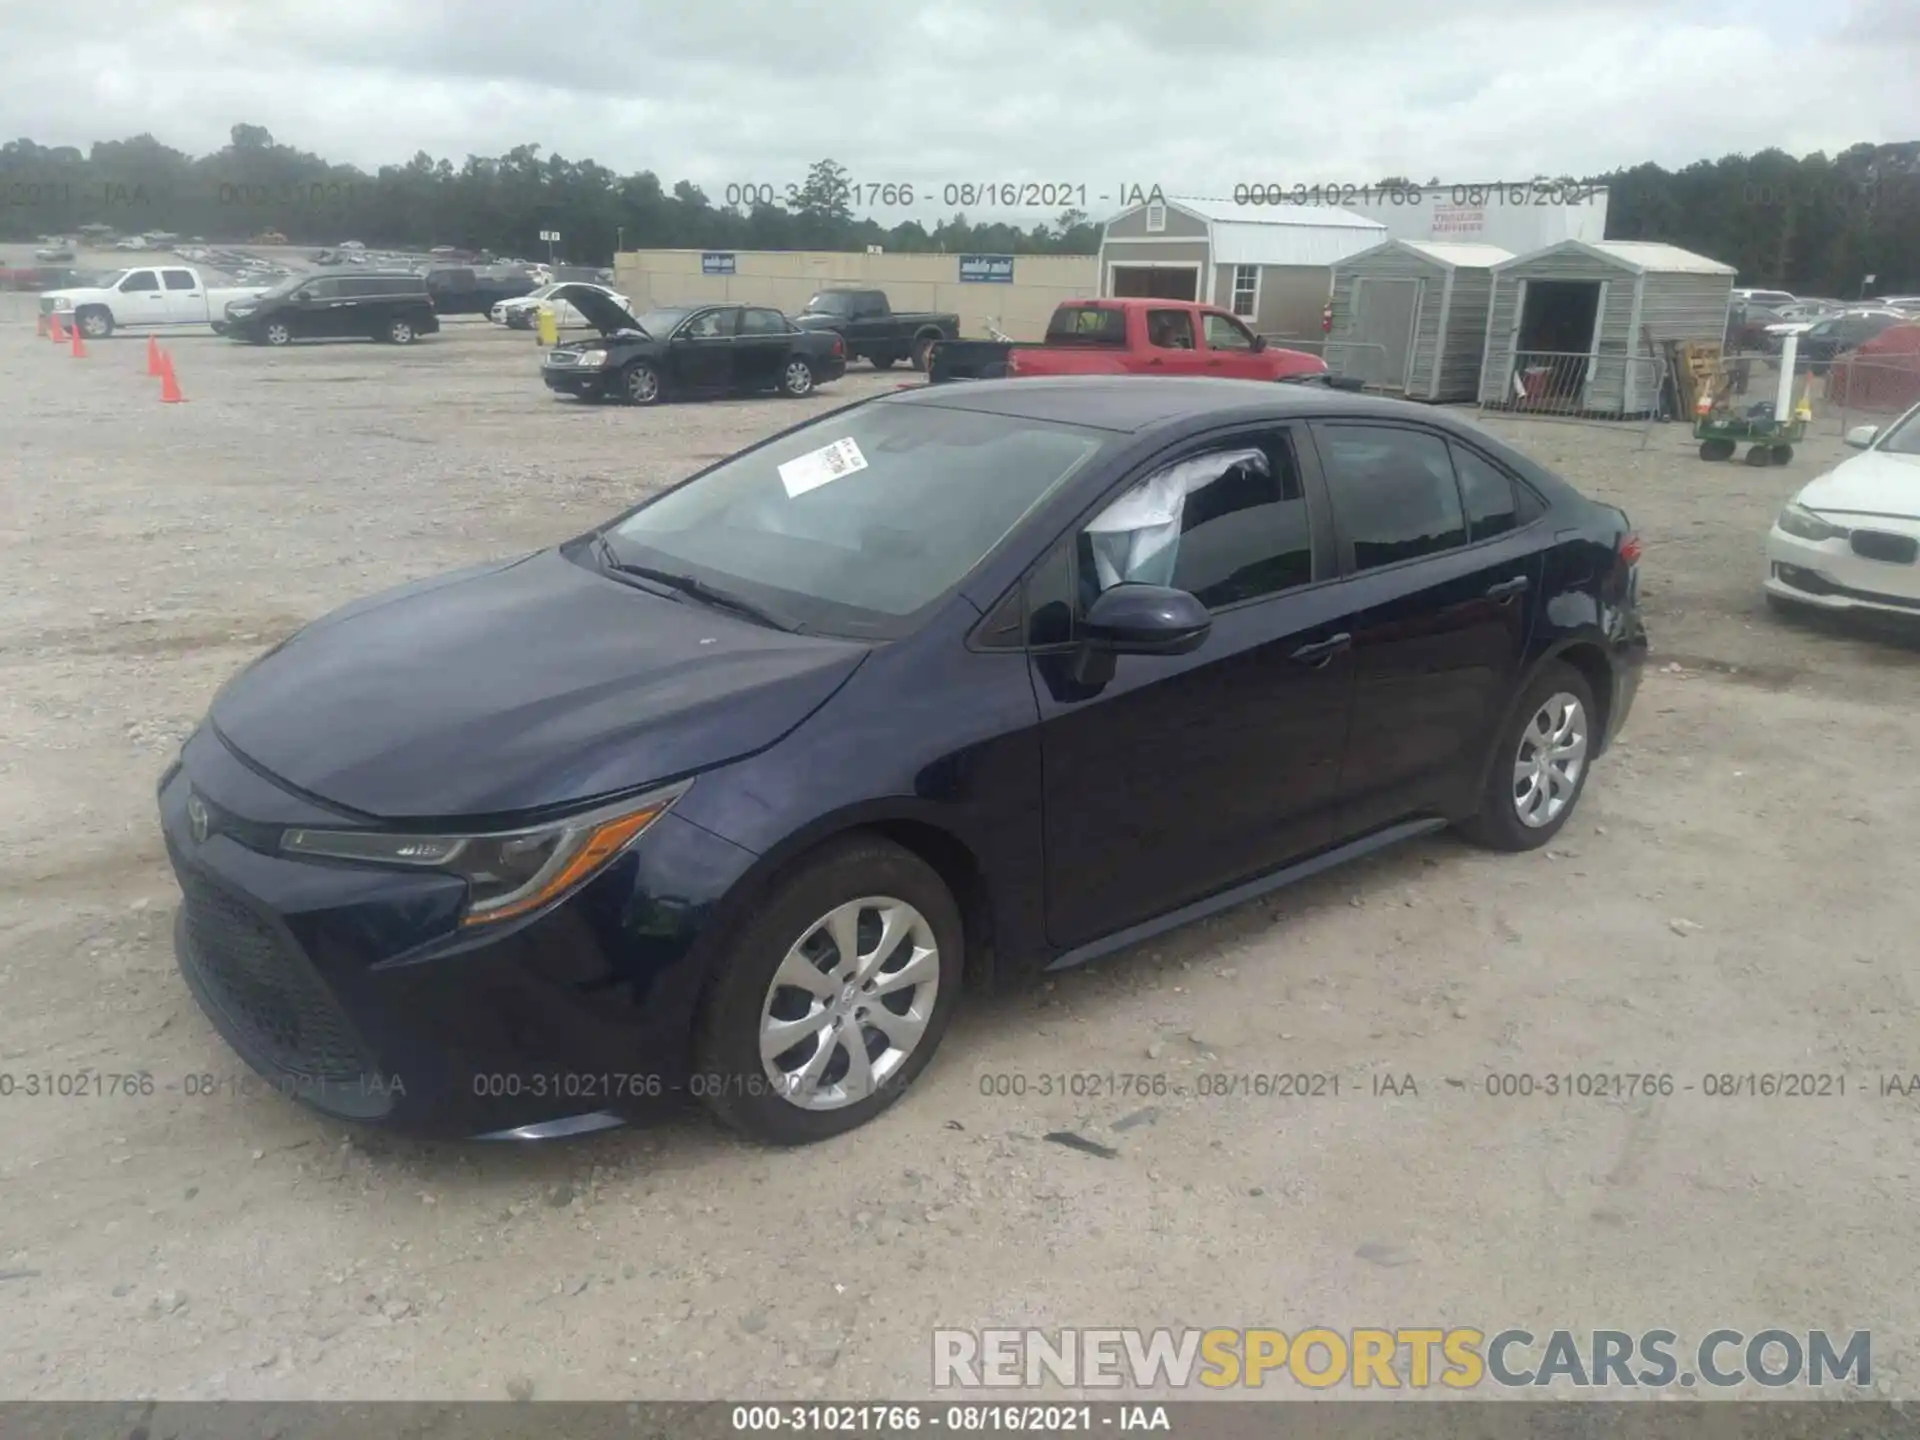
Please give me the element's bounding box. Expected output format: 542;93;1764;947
778;437;868;497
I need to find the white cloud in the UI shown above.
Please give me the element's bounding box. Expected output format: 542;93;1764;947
2;0;1914;222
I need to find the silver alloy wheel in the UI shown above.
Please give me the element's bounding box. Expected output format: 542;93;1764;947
389;319;413;343
625;364;660;402
265;322;292;346
1512;691;1588;827
783;359;814;395
758;896;940;1111
81;311;111;338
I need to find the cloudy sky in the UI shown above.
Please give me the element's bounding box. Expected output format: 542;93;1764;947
3;0;1916;221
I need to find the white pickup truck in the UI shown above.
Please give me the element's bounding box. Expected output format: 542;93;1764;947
39;264;273;339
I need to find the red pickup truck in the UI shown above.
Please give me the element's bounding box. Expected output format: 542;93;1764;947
928;298;1329;384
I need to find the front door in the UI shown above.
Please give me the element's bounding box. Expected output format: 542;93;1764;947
1031;427;1357;948
1307;421;1546;836
1198;310;1269;380
296;278;352;338
668;307;737;390
115;269;167;326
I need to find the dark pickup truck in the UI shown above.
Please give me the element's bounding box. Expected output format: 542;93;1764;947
425;266;539;316
790;288;960;371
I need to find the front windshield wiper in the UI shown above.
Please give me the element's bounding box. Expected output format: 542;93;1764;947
591;534;800;633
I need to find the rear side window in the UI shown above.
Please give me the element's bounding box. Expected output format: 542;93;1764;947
1317;424;1467;571
740;308;790;335
162;270;195;291
1450;443;1547;539
1045;306;1127;346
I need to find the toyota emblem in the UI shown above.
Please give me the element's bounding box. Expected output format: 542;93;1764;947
186;793;210;844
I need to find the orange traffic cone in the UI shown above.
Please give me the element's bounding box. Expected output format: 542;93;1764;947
48;312;65;343
70;321;87;358
146;333;163;376
158;348;185;403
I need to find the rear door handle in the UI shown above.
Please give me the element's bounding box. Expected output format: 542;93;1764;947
1485;576;1531;601
1147;357;1164;366
1290;633;1352;666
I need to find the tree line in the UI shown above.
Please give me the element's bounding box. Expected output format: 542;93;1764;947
2;127;1915;292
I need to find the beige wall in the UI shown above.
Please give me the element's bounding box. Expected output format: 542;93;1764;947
612;250;1100;341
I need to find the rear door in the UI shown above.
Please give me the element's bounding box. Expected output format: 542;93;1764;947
668;306;738;390
1310;422;1548;836
1137;307;1208;377
1197;310;1271;379
735;307;795;389
159;267;205;323
1029;425;1357;946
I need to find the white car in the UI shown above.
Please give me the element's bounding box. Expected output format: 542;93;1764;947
490;283;631;330
1766;403;1920;619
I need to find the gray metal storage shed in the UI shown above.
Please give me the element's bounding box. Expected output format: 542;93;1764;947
1478;240;1735;416
1326;240;1513;400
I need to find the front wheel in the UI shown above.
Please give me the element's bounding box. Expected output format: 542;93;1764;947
1458;662;1597;852
263;320;294;347
1698;438;1735;461
78;308;114;339
780;358;816;397
694;838;963;1145
621;361;663;405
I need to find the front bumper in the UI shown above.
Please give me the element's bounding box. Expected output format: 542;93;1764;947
542;360;613;397
158;727;759;1138
1766;522;1920;616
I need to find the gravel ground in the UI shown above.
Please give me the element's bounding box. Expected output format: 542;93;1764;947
2;300;1916;1403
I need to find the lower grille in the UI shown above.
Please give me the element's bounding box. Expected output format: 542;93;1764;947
176;869;377;1086
1851;530;1918;565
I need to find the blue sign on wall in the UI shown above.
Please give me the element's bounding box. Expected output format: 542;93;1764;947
702;252;736;275
958;254;1015;283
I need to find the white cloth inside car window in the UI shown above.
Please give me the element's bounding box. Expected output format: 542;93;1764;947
1084;448;1267;590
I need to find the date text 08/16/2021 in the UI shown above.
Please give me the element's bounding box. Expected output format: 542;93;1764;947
719;181;1173;210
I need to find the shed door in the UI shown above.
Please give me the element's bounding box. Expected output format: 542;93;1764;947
1348;277;1422;390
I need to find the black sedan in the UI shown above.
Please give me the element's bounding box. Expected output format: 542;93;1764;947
159;378;1646;1143
540;287;847;405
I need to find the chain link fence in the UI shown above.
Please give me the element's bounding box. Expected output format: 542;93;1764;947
1476;350;1669;449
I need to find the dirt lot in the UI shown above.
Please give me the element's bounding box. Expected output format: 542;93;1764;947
2;300;1916;1403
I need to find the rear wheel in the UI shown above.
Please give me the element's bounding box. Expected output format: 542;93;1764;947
1459;662;1596;852
1698;438;1735;461
694;837;962;1144
1744;444;1773;467
780;357;816;397
1770;444;1793;465
386;317;416;345
910;335;937;372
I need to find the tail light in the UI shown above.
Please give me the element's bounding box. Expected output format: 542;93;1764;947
831;334;844;358
1618;532;1642;565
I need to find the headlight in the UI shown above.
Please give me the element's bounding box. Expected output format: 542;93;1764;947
52;296;73;311
280;782;687;927
577;348;607;366
1776;502;1847;542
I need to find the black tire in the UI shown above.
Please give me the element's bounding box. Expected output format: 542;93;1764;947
779;356;816;397
77;307;114;339
386;317;416;345
1697;438;1735;461
1771;444;1793;465
620;360;663;405
1744;444;1773;467
870;354;896;371
910;335;937;372
1458;661;1598;852
694;836;963;1145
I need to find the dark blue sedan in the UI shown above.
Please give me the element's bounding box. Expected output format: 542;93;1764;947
158;377;1646;1143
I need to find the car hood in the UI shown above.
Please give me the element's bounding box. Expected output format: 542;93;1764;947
546;284;648;338
1798;450;1920;519
209;548;868;820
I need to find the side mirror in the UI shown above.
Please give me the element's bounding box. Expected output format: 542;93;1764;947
292;289;311;302
1082;584;1211;655
1844;425;1878;449
1250;335;1267;352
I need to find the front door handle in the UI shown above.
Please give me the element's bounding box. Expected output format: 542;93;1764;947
1147;357;1164;366
1290;633;1352;666
1485;576;1531;601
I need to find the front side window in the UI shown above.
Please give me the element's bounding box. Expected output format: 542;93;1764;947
1317;424;1468;571
605;403;1113;637
1204;312;1255;350
119;270;158;292
1146;309;1195;349
681;308;734;339
1076;435;1312;611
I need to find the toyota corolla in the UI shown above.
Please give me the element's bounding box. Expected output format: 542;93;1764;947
158;377;1645;1144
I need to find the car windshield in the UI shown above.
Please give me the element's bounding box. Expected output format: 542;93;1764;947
1879;407;1920;457
803;292;852;315
633;308;690;334
603;403;1113;637
257;274;306;299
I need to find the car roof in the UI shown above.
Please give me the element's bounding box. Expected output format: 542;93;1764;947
888;375;1436;433
1053;298;1223;315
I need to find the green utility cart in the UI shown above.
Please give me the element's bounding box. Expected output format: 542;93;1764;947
1694;409;1806;466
